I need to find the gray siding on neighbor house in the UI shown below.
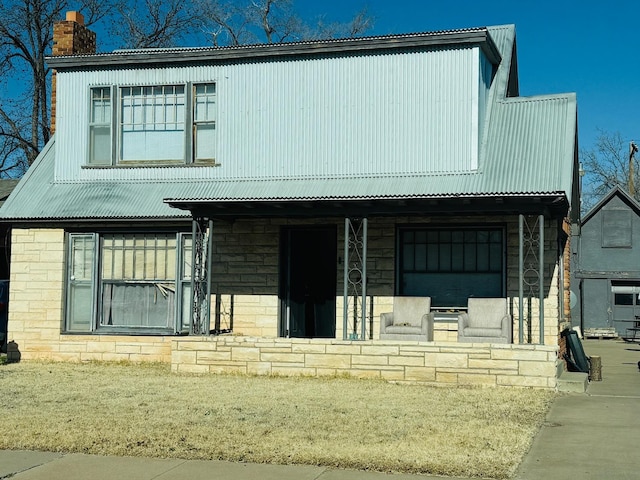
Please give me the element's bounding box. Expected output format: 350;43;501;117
572;188;640;335
54;46;490;183
578;194;640;274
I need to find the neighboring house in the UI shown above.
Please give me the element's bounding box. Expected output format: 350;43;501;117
0;179;19;279
0;179;18;351
571;186;640;337
0;13;579;387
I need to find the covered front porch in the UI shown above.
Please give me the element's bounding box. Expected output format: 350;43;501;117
162;194;570;388
171;195;569;339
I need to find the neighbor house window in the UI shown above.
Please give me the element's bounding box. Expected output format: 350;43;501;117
602;210;632;247
65;231;191;334
397;226;505;307
88;83;216;165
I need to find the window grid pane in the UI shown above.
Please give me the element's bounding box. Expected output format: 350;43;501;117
401;228;503;274
101;233;176;281
119;85;185;162
194;83;217;162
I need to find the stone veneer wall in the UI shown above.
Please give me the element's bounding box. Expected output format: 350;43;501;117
172;336;558;389
8;215;563;362
212;216;562;346
7;228;171;362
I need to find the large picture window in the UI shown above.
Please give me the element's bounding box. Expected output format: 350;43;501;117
89;83;216;166
397;226;505;307
65;232;192;334
120;86;186;163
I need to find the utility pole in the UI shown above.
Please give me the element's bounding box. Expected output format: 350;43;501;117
630;141;638;197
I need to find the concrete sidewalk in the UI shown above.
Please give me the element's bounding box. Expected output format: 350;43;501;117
2;338;639;480
516;338;640;479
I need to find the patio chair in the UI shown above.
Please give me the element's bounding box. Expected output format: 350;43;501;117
457;298;512;344
380;296;434;341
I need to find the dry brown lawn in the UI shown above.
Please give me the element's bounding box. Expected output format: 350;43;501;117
0;361;554;479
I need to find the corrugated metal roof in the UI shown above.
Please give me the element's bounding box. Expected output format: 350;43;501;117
164;91;576;205
0;142;190;220
47;26;502;69
0;23;578;222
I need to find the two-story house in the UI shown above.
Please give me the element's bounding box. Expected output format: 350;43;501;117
0;13;579;387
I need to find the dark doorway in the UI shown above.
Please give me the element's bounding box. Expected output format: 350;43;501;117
280;226;337;338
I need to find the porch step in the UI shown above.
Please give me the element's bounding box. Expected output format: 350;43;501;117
557;371;589;393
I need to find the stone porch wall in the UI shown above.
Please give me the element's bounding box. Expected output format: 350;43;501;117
171;336;558;389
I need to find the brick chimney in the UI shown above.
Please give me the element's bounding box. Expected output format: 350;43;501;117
51;11;96;135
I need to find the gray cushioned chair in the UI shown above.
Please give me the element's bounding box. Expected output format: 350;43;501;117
380;296;434;341
457;298;512;343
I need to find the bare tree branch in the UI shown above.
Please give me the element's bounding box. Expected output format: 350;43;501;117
112;0;200;49
0;0;115;176
581;129;640;212
197;0;373;46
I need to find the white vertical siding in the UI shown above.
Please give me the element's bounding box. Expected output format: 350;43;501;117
54;46;484;182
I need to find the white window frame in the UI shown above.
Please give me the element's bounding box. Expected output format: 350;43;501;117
88;87;113;165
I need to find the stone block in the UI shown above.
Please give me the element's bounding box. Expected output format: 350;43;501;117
291;343;326;354
115;343;143;354
389;355;424;367
173;350;198;364
468;359;518;371
326;344;361;355
231;347;261;362
349;369;382;379
260;352;304;364
305;353;351;369
491;348;550;361
519;360;557;377
361;345;399;356
436;372;458;383
404;366;436;382
435;353;468;368
351;355;388;366
196;350;231;363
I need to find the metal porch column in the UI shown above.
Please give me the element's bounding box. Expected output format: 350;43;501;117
343;218;368;340
538;214;545;345
518;214;545;345
519;215;524;344
190;216;213;335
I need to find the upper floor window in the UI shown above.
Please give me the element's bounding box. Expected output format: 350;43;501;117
88;83;217;166
89;87;112;165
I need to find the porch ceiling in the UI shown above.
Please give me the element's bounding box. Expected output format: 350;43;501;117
168;194;569;220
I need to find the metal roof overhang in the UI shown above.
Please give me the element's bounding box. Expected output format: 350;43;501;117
165;194;569;220
46;28;502;70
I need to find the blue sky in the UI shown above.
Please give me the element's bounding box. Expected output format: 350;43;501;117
297;0;640;153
